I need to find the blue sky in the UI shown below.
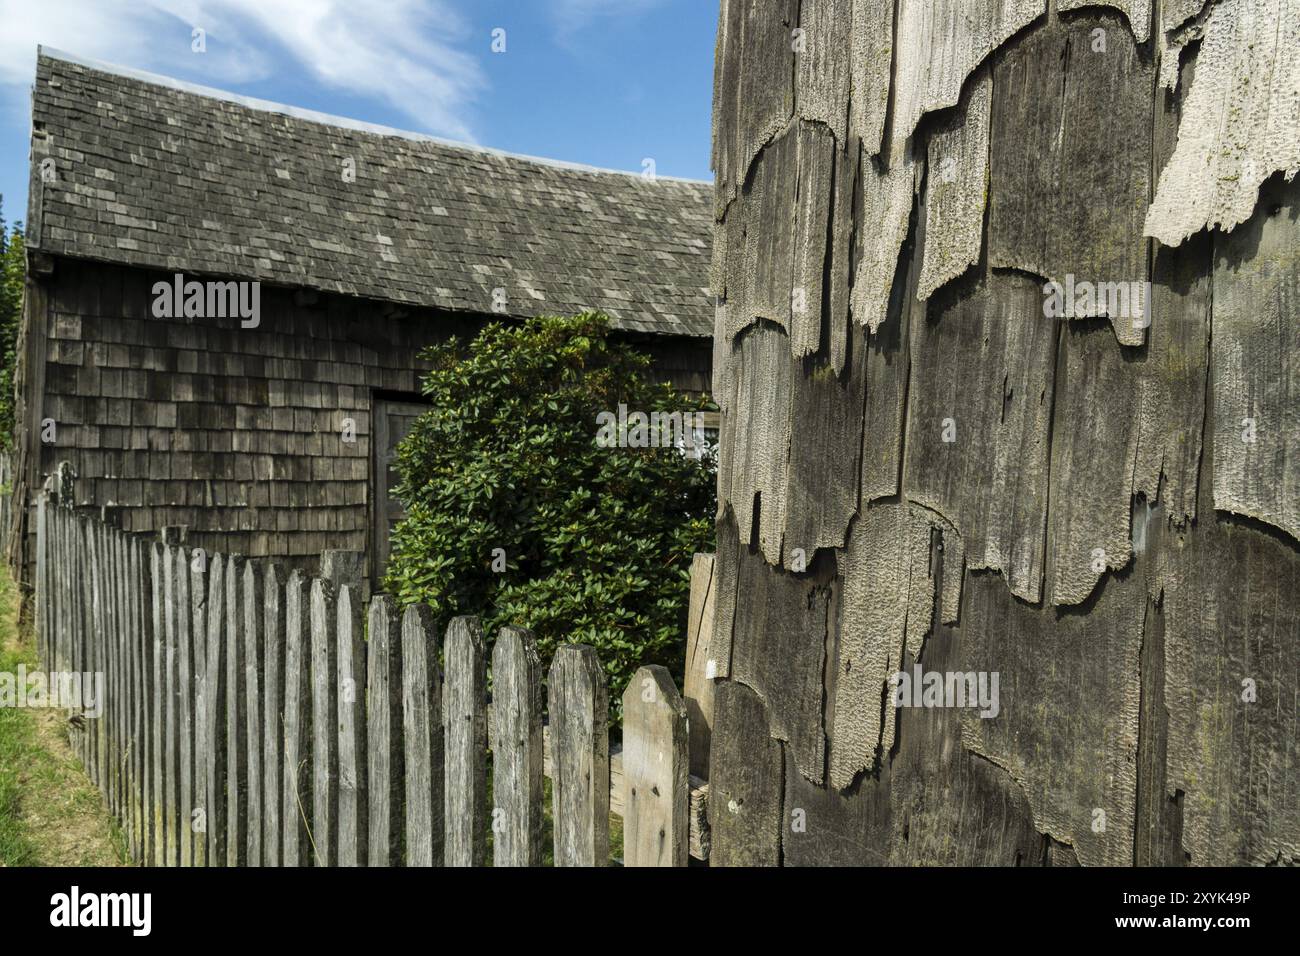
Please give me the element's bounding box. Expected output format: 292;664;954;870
0;0;719;230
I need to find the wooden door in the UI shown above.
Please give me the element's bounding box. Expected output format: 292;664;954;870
371;398;430;585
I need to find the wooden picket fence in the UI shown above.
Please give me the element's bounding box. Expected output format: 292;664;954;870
32;474;715;866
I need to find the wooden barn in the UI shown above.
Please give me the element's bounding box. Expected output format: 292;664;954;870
10;49;714;589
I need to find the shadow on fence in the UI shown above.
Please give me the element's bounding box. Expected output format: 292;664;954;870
33;470;718;867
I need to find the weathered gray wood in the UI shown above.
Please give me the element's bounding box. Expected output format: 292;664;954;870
242;560;265;867
336;584;367;866
147;537;162;865
203;553;227;867
489;626;543;867
443;616;487;867
190;549;208;867
261;564;284;867
988;13;1153;347
683;554;718;780
366;595;403;867
1146;0;1300;245
224;554;248;866
281;570;313;866
708;680;782;867
1210;174;1300;543
174;546;194;866
160;540;179;866
309;577;339;866
903;272;1057;604
548;644;609;867
401;603;443;866
621;666;689;867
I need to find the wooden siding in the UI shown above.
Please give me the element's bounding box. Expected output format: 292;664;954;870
16;258;712;583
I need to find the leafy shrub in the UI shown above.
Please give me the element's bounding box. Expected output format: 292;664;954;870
384;313;716;697
0;202;24;451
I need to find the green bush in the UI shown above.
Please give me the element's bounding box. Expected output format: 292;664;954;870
384;313;716;699
0;201;24;451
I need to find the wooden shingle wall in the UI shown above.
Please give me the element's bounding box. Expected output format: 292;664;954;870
22;258;712;582
708;0;1300;867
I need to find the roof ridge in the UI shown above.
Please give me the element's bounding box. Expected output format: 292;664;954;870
37;46;714;187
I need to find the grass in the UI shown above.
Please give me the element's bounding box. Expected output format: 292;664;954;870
0;565;129;866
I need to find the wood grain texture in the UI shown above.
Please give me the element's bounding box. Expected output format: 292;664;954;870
280;569;313;866
489;626;544;867
335;584;367;866
728;542;829;784
366;595;403;867
242;560;264;867
203;553;226;866
1059;0;1151;42
917;68;991;302
401;604;443;866
708;680;783;866
621;666;690;867
904;273;1057;603
443;615;487;867
308;577;339;866
224;554;248;866
548;644;610;867
988;13;1153;346
1209;174;1300;543
261;563;284;866
1146;0;1300;246
683;554;718;780
891;0;1045;148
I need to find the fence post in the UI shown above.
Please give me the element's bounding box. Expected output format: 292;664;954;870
366;595;403;867
204;553;228;867
309;577;339;866
548;644;609;867
621;665;689;867
262;564;284;867
444;616;486;867
174;545;194;866
129;534;146;862
190;546;208;868
281;570;313;867
401;604;443;866
336;584;367;867
490;626;543;867
158;535;180;867
224;554;248;866
242;560;265;867
684;553;718;780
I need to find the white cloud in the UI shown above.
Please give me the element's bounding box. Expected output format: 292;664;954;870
548;0;667;39
0;0;485;141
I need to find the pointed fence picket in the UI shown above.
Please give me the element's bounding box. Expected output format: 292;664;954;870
30;492;716;867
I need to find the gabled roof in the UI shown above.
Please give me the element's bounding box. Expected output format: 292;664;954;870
28;49;714;337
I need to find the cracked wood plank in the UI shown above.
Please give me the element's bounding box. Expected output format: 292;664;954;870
891;0;1045;149
918;68;991;302
729;541;829;784
1209;174;1300;544
708;680;783;866
1146;0;1300;246
988;13;1154;347
905;272;1057;603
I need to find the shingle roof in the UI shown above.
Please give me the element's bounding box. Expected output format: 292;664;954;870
27;49;714;337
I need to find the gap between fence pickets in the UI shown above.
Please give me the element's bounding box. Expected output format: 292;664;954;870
481;704;711;862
